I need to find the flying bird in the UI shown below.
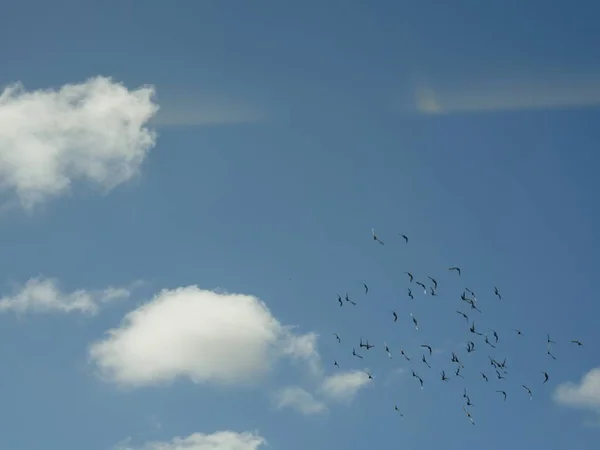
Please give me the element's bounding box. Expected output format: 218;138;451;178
496;390;507;402
366;371;374;380
547;349;557;360
362;283;369;294
441;370;449;381
334;360;339;368
463;406;475;425
494;286;501;299
407;288;414;299
385;342;392;359
410;312;419;330
392;311;398;322
491;329;499;344
422;354;431;368
542;371;549;383
372;228;385;245
405;272;414;283
514;328;523;336
467;341;475;353
522;385;532;399
352;348;363;359
465;288;476;299
344;293;356;306
400;346;411;361
394;405;404;417
470;322;482;336
481;372;488;382
416;281;427;293
495;370;506;380
333;333;341;343
571;340;584;346
449;267;461;275
455;366;464;378
400;234;409;243
337;295;343;307
485;335;497;348
428;276;438;290
547;334;557;345
456;310;469;322
429;286;438;296
421;344;433;356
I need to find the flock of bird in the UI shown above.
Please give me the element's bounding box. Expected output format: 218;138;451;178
328;229;586;425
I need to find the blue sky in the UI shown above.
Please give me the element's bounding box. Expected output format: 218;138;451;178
0;1;599;449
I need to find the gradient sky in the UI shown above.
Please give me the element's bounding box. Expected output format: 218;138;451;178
1;1;599;450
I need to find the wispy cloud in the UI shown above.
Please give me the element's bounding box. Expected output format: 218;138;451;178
0;76;159;210
115;430;266;450
0;276;133;315
318;370;372;403
413;73;600;114
553;367;600;411
272;386;327;415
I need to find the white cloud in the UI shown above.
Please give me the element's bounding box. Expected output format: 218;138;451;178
0;76;159;209
554;368;600;410
280;331;322;377
319;370;371;403
0;276;131;315
89;285;320;388
273;386;327;415
116;431;266;450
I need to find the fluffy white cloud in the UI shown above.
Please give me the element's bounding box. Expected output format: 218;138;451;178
0;76;158;209
116;431;266;450
554;368;600;410
273;386;327;415
89;285;320;387
319;370;371;403
0;276;131;315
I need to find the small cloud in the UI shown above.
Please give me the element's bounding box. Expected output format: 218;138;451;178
89;285;320;388
553;367;600;411
116;430;266;450
0;76;159;210
0;276;132;315
319;370;371;403
272;386;327;415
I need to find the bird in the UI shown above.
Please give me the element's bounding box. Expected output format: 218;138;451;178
428;276;438;290
410;312;419;330
571;340;584;347
496;390;507;402
449;266;461;275
441;370;449;381
547;349;557;360
470;322;482;336
366;371;374;380
455;366;464;378
522;385;533;399
456;310;469;322
334;360;339;368
344;293;356;306
400;234;408;244
491;329;499;344
481;372;489;382
463;388;469;399
416;281;427;293
429;286;438;296
465;397;475;407
352;348;363;359
405;272;414;283
385;342;392;359
467;341;475;353
542;372;549;383
333;333;341;343
547;334;557;345
394;405;404;417
400;347;411;361
422;354;431;368
392;311;398;322
514;328;523;336
465;288;477;299
372;228;384;245
337;295;343;307
494;286;501;299
421;344;433;356
362;283;369;294
463;406;475;425
407;288;414;300
364;342;374;350
495;370;506;380
485;335;497;348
